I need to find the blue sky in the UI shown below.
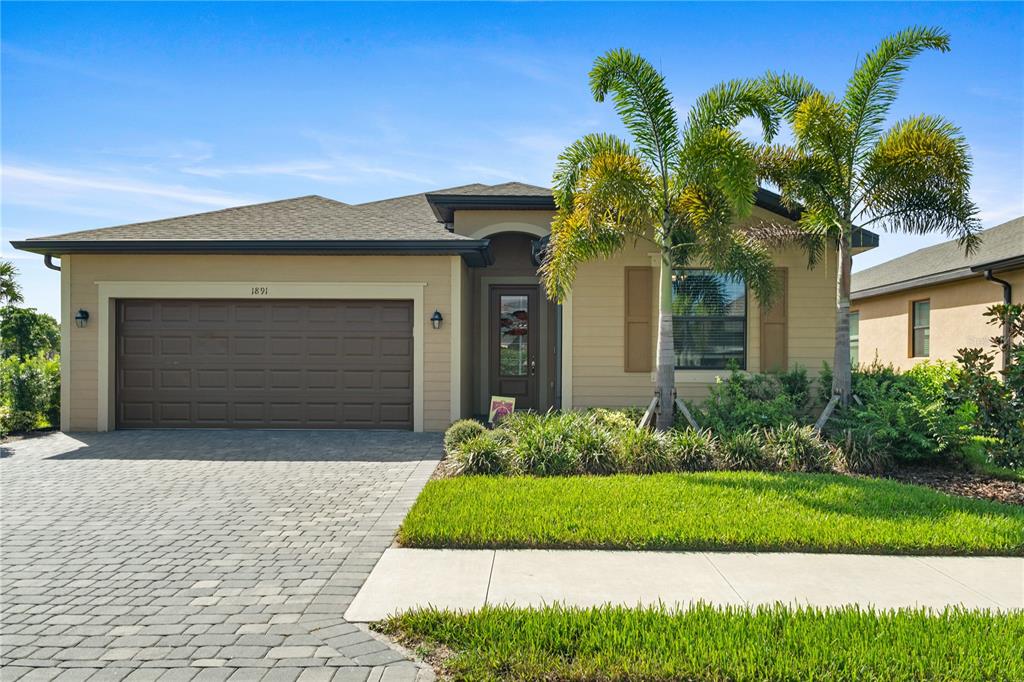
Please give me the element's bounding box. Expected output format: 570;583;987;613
3;1;1022;319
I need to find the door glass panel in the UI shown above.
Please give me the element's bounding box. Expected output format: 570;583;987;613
499;295;529;376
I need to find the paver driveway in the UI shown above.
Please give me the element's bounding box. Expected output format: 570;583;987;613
1;430;441;682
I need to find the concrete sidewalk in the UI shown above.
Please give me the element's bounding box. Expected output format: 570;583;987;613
345;549;1024;621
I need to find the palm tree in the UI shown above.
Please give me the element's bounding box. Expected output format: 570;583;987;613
1;261;24;306
759;26;981;424
541;48;781;430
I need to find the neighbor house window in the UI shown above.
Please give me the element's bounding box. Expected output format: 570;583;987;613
849;311;860;367
912;300;930;357
672;269;746;369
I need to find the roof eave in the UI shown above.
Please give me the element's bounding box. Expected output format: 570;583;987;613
851;267;977;301
424;194;556;223
10;239;496;267
970;254;1024;274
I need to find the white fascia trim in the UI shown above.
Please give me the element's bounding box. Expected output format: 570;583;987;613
60;256;71;431
94;280;427;432
449;257;462;424
560;292;573;410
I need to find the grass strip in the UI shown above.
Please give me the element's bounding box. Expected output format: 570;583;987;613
398;471;1024;555
381;603;1023;681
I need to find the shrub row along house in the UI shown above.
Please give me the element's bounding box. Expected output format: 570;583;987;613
851;217;1023;370
12;183;879;432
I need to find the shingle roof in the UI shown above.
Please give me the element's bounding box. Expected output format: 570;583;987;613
435;182;552;197
852;217;1024;298
25;192;470;242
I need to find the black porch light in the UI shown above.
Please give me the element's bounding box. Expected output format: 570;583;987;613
430;309;443;330
74;309;90;328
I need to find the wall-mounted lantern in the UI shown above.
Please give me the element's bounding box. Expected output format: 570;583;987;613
74;309;90;328
430;310;443;330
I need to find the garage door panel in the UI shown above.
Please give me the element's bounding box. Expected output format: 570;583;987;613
116;299;413;429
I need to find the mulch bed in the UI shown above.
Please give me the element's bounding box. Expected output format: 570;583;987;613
884;467;1024;506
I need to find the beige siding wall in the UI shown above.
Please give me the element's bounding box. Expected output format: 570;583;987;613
570;241;839;408
853;268;1023;371
65;254;454;432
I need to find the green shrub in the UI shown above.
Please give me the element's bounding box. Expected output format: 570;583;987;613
952;304;1024;468
761;424;835;473
717;430;770;471
692;369;801;435
666;428;717;471
450;431;507;475
444;419;486;455
492;411;618;476
833;436;891;475
0;354;57;434
613;426;672;474
822;360;977;464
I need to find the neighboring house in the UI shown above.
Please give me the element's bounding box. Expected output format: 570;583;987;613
851;217;1023;371
12;182;878;432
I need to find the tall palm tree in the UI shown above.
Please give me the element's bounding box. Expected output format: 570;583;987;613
759;26;981;422
0;261;24;307
541;48;781;430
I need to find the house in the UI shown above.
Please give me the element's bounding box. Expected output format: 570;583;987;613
11;182;877;432
851;217;1023;370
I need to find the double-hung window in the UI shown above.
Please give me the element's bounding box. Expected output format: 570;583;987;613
911;300;930;357
672;269;746;369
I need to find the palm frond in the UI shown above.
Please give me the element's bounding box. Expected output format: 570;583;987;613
860;114;981;253
845;26;950;161
551;133;635;210
744;219;827;268
762;71;821;122
678;128;759;218
590;48;680;178
793;92;853;174
541;151;660;301
687;79;779;142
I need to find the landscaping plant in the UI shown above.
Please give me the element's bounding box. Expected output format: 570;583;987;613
0;353;59;434
820;360;978;464
444;418;486;455
542;48;782;430
759;26;981;418
952;303;1024;468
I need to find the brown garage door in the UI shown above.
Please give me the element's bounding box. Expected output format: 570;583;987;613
116;299;413;429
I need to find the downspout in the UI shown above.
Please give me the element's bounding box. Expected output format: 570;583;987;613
44;255;61;271
983;269;1013;371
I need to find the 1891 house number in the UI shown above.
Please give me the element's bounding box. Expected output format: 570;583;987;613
251;286;269;295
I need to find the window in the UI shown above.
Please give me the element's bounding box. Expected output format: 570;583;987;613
672;269;746;369
849;311;860;367
912;300;930;357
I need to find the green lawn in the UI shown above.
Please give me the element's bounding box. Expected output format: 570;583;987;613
381;604;1023;681
398;472;1024;555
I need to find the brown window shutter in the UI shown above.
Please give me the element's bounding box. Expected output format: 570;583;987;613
760;268;788;373
624;266;654;373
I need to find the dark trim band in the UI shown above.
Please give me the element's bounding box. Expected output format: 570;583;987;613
10;239;496;267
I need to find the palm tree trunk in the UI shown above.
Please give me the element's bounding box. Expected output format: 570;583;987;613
655;254;676;430
831;231;853;407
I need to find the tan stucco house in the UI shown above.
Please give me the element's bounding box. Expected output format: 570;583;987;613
12;182;878;432
851;217;1023;371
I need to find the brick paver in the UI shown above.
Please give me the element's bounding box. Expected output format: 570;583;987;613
1;430;440;681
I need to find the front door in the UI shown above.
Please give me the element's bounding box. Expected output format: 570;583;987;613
489;286;540;411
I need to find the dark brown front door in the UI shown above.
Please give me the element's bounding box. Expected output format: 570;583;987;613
116;299;413;429
489;286;539;411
